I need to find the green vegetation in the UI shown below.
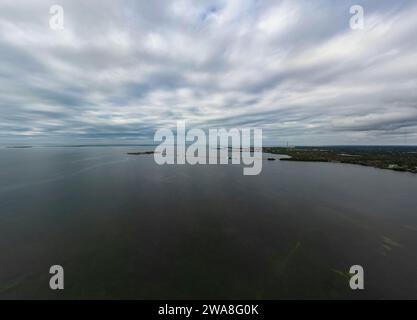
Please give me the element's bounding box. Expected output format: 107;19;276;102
331;269;351;281
380;236;402;256
264;146;417;174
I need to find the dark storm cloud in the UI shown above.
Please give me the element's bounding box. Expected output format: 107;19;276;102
0;0;417;145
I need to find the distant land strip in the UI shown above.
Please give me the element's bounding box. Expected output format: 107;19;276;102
263;146;417;174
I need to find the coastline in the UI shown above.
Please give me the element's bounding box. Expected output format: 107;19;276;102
263;146;417;174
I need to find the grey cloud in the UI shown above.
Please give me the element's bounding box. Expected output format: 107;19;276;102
0;0;417;145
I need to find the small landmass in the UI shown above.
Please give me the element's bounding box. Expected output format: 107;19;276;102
127;151;155;155
6;146;33;148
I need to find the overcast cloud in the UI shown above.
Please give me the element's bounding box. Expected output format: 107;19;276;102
1;0;417;145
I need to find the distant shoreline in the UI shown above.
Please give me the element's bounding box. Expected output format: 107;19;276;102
126;151;155;155
263;146;417;174
5;146;33;149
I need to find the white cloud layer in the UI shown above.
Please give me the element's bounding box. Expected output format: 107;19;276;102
1;0;417;145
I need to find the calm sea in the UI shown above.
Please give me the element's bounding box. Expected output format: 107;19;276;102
0;146;416;299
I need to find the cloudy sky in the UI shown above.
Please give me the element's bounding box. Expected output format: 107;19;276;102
1;0;417;145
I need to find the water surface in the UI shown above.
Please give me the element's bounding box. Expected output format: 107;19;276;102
0;146;416;299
